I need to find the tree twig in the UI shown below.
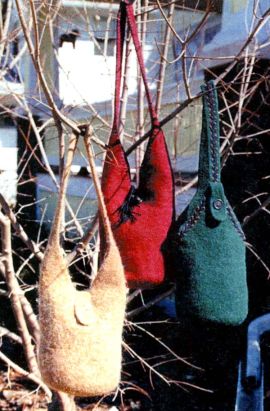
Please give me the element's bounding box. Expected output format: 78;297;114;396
156;1;175;114
127;285;176;318
0;350;51;398
0;212;39;375
0;326;22;345
0;193;44;261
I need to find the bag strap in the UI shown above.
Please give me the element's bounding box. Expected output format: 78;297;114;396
198;81;227;222
125;2;159;126
112;2;127;132
112;1;159;133
198;81;221;187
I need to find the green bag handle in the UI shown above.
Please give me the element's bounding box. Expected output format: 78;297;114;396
198;81;227;223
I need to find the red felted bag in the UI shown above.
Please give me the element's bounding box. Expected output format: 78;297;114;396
101;0;174;288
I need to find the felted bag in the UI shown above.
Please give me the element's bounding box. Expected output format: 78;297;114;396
101;1;174;289
172;81;248;326
38;132;126;397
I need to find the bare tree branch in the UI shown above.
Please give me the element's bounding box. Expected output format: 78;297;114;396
0;212;39;375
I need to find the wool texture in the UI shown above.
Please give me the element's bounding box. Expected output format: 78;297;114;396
172;82;248;326
38;133;127;397
101;2;174;288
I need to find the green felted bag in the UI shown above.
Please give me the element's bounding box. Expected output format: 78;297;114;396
173;81;248;326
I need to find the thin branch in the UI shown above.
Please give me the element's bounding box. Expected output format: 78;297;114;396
0;213;39;375
126;94;200;155
127;7;269;163
156;0;183;47
213;7;270;84
0;0;12;58
0;350;51;398
126;318;201;370
0;326;23;344
156;1;175;114
66;212;99;264
122;341;211;392
0;207;40;343
0;193;44;261
246;242;270;278
15;0;80;134
243;194;270;227
21;98;84;237
127;285;176;318
181;46;191;99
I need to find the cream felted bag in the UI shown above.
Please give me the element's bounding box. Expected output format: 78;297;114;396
38;132;127;397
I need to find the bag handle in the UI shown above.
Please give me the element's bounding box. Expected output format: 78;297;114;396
47;134;79;248
112;2;127;132
84;130;114;244
198;81;227;222
112;1;159;133
198;81;221;187
125;1;158;126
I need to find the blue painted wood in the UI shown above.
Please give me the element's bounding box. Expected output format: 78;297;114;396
235;313;270;411
235;362;264;411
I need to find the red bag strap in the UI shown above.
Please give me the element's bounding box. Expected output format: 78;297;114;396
112;2;127;132
125;1;159;126
113;1;159;133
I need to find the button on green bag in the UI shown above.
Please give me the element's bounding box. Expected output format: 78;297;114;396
173;81;248;326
